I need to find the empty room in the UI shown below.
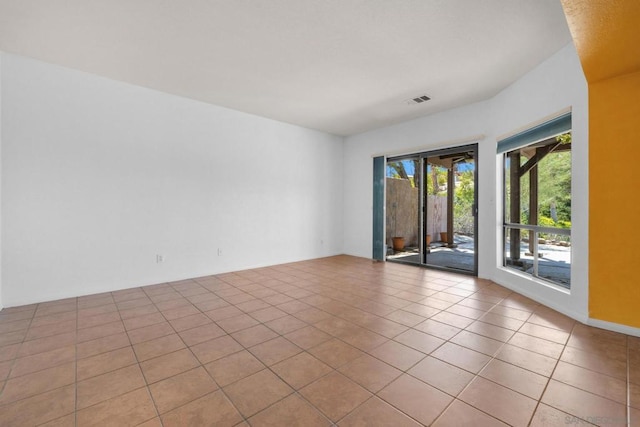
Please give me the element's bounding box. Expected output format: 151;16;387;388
0;1;639;426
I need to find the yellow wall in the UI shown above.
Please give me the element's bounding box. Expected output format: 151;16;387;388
562;0;640;327
589;71;640;327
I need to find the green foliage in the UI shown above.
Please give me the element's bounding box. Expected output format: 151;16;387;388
456;170;474;202
538;216;555;226
427;165;448;195
556;132;572;144
542;133;572;222
387;162;408;180
536;151;571;222
515;141;571;224
538;216;571;241
453;169;475;234
504;132;572;244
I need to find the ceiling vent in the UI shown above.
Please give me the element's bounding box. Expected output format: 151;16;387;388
407;95;431;105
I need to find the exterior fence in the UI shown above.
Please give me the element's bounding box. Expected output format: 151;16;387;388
386;178;448;247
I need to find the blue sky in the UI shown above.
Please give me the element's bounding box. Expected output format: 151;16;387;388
387;159;475;177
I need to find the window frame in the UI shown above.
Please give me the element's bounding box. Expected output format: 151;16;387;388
499;113;572;288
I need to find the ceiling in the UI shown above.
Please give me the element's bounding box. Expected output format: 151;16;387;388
561;0;640;83
0;1;572;136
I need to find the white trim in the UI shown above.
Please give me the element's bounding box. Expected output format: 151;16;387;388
0;52;2;311
587;318;640;338
492;271;588;324
497;266;571;295
495;107;572;142
371;134;484;159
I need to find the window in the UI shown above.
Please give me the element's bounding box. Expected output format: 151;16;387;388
500;114;571;288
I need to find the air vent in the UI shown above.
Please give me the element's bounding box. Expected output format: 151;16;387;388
407;95;431;105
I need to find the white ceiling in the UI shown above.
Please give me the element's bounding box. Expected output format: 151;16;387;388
0;1;572;136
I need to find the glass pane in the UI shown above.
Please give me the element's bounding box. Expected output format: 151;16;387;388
503;132;572;289
424;161;448;247
504;155;511;223
537;149;571;228
520;156;531;225
537;231;571;288
425;154;476;273
504;227;572;289
385;145;477;275
373;156;385;260
504;228;528;274
386;158;420;264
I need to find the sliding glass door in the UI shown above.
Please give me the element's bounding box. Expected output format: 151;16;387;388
423;145;477;274
385;156;421;265
385;144;478;275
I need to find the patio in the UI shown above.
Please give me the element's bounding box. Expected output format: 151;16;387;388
388;234;571;287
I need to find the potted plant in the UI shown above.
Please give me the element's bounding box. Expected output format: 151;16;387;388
392;236;405;250
390;201;405;251
440;231;448;243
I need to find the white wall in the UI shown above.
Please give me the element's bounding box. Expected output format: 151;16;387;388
343;43;589;321
343;99;490;260
489;43;589;322
1;53;344;307
0;53;3;310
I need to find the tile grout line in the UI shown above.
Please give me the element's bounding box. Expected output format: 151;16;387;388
627;336;631;427
73;291;154;425
527;321;583;426
0;257;636;426
216;270;525;425
428;294;513;426
520;305;560;427
140;280;221;426
201;273;409;424
214;279;339;425
154;277;314;425
130;285;179;426
75;297;78;427
1;300;38;398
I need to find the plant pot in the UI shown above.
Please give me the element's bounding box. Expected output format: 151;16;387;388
392;237;405;251
440;232;448;242
426;234;432;246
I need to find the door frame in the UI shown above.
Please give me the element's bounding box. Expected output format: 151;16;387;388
420;144;478;276
380;143;478;276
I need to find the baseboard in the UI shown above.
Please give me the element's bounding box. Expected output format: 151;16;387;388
587;317;640;338
489;274;589;325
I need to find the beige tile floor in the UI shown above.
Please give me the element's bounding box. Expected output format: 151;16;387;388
0;255;638;426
